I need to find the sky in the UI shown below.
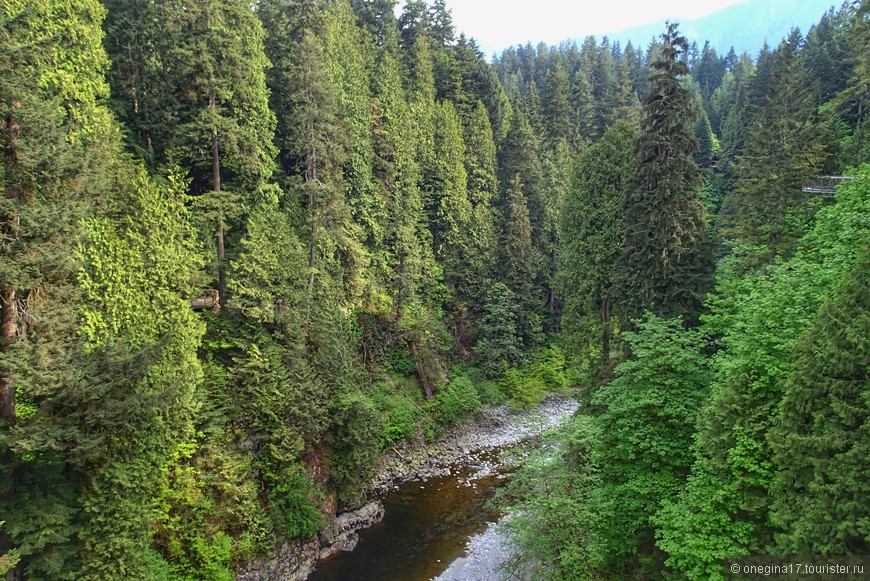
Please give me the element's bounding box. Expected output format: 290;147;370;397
420;0;749;54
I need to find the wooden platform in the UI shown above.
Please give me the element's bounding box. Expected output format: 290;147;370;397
802;176;855;197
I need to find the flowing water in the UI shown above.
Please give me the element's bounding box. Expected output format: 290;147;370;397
308;453;510;581
307;398;580;581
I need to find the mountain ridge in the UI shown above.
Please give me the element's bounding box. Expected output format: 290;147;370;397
587;0;837;57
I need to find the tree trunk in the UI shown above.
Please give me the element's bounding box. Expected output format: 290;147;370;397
2;108;20;421
601;296;611;363
0;288;17;420
210;107;226;307
409;340;434;400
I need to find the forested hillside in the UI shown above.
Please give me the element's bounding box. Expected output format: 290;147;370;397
0;0;867;579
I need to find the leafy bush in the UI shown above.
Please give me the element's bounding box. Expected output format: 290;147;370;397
385;347;417;377
476;378;508;406
498;415;601;581
451;364;509;406
371;382;425;447
265;464;325;540
500;346;570;409
432;375;481;425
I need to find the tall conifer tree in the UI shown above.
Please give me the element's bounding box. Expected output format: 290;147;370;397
617;22;712;327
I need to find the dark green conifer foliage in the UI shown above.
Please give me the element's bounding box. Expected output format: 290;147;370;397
428;0;455;49
558;121;637;370
462;102;499;308
501;176;543;349
771;244;869;555
655;169;870;579
476;282;524;378
129;0;277;305
729;31;832;263
716;54;753;189
543;58;573;146
351;0;400;51
1;1;124;575
694;108;715;169
102;0;164;160
570;69;597;143
617;23;712;327
426;100;471;295
261;0;365;303
770;187;870;555
323;0;383;271
538;140;572;332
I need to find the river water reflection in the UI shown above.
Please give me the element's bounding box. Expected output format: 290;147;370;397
308;458;508;581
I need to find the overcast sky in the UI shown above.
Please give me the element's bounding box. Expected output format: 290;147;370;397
417;0;749;54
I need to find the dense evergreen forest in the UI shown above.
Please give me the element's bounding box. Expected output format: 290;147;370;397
0;0;867;579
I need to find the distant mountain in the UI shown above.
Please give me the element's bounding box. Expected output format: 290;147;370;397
594;0;837;58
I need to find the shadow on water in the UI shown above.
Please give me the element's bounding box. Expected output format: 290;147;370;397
308;456;509;581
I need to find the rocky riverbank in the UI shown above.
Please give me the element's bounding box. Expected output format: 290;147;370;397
372;396;580;495
434;520;513;581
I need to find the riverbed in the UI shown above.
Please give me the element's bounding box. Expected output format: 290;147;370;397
307;397;579;581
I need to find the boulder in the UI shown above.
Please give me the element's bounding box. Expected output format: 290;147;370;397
319;500;384;546
235;537;320;581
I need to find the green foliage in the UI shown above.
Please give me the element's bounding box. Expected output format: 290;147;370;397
371;381;426;447
499;415;601;581
451;365;508;406
501;346;569;410
475;282;524;377
727;31;834;263
590;314;710;575
5;1;867;579
326;390;383;505
616;23;713;327
432;375;481;425
655;167;870;578
558;120;637;375
770;244;870;555
265;464;325;541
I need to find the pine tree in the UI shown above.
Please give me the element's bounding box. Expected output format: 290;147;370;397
771;243;869;555
542;57;573;147
655;169;870;579
115;0;278;305
616;23;712;327
261;0;366;303
462;102;499;309
425;101;472;302
323;0;383;274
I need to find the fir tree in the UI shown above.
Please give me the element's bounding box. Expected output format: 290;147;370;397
771;243;870;555
616;22;713;327
559;121;637;369
500;176;542;349
729;31;832;263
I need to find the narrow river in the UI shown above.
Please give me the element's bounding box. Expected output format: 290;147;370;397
308;452;509;581
306;398;579;581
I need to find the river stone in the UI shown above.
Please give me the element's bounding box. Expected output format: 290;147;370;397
235;537;319;581
319;500;385;546
318;532;359;560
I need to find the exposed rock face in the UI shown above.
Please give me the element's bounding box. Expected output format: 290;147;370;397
318;500;385;548
236;538;320;581
317;500;384;561
234;501;385;580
